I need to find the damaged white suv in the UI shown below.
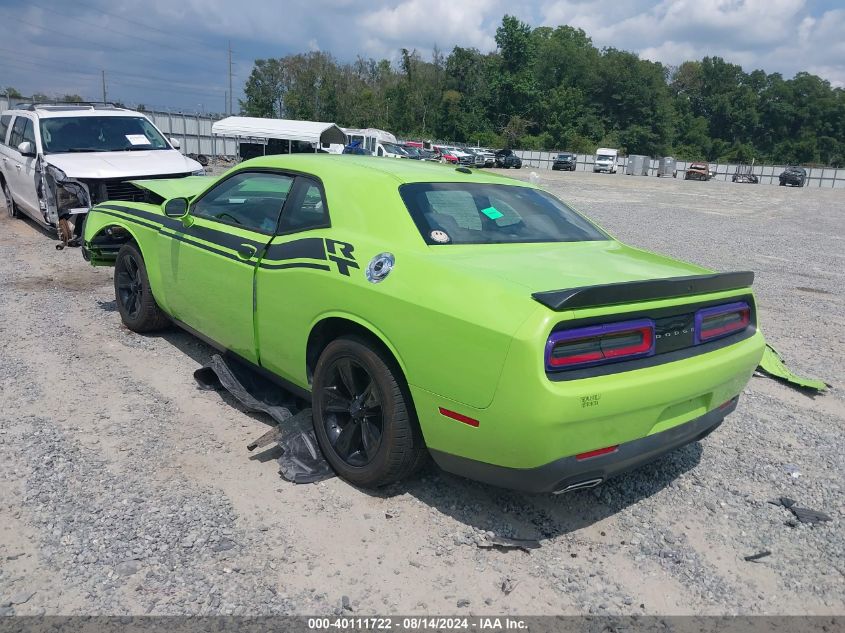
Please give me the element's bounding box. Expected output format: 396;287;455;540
0;103;203;246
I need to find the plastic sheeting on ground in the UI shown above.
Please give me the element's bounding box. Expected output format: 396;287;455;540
193;354;334;484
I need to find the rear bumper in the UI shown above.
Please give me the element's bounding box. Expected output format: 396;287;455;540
431;397;736;493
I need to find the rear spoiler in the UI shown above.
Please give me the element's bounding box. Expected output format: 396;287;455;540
532;271;755;311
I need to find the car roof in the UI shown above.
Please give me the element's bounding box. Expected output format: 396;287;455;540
2;105;146;119
238;154;534;186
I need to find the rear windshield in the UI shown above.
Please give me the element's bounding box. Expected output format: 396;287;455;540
399;183;608;245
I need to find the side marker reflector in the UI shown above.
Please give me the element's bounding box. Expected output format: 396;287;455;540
438;407;479;428
576;445;619;461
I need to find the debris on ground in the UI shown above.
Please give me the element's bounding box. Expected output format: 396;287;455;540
477;535;541;552
195;355;334;484
743;551;771;563
275;409;334;484
194;354;296;424
756;345;829;393
769;497;833;525
500;578;518;595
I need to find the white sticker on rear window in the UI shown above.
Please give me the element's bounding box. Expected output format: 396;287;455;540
125;134;150;146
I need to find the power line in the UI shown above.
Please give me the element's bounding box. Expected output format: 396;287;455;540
0;53;226;98
0;47;219;88
64;0;210;46
25;2;203;54
5;16;193;67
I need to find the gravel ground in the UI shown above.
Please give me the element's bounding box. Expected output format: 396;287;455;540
0;170;842;616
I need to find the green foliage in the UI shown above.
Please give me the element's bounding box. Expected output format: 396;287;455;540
239;16;844;166
4;87;22;98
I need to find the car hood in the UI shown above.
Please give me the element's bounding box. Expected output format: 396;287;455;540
432;240;711;295
45;150;202;180
129;176;214;200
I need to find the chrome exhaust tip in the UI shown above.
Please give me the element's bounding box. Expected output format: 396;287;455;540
553;478;603;494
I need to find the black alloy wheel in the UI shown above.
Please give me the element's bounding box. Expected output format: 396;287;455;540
312;336;427;487
116;251;143;320
113;243;169;332
320;357;384;467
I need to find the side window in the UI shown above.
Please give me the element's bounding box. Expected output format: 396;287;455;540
21;119;35;145
0;115;11;145
377;146;384;156
9;117;27;148
277;178;329;233
192;171;293;233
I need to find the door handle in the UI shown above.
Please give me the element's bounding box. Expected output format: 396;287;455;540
16;165;21;171
237;243;257;260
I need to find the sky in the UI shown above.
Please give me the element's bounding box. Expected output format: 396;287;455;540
0;0;843;113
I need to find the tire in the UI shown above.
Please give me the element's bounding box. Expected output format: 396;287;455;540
114;243;169;333
2;180;18;219
312;335;427;488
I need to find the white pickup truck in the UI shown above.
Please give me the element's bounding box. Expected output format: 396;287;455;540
0;102;203;247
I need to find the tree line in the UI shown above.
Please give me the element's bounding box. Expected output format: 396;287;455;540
241;15;844;167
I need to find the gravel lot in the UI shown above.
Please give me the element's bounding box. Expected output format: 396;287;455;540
0;169;842;616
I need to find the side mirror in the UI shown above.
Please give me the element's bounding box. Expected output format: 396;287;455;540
163;197;189;218
18;141;35;157
169;137;181;149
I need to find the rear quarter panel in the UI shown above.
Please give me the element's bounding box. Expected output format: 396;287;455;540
254;170;539;409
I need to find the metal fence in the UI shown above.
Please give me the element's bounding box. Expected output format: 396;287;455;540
513;151;845;189
0;95;239;157
3;94;843;187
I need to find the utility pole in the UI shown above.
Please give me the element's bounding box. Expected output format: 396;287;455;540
227;41;233;115
101;70;107;103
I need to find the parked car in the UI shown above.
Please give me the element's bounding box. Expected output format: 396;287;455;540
0;102;203;246
474;148;496;167
685;162;711;181
552;152;577;171
376;141;409;158
400;145;423;160
446;147;475;167
342;140;371;155
82;154;764;492
433;146;459;164
494;149;522;169
593;148;618;173
779;166;806;187
416;148;439;162
732;164;759;184
462;147;487;168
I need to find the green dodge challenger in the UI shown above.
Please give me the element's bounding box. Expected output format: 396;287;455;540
82;155;765;492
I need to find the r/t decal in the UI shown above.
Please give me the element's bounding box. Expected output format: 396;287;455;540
325;238;360;276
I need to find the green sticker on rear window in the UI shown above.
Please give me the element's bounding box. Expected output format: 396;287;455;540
480;206;503;220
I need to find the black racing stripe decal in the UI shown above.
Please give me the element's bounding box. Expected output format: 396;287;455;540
94;205;335;272
264;237;326;261
98;204;181;230
183;223;267;251
258;262;331;271
99;204;267;250
95;206;252;266
160;229;254;266
94;209;163;233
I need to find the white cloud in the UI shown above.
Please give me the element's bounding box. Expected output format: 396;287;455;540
1;0;842;109
540;0;844;85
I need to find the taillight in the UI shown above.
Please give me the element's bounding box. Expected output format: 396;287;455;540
545;319;654;371
695;302;750;343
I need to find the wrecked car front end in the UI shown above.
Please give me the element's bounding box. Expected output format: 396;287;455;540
39;160;91;248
